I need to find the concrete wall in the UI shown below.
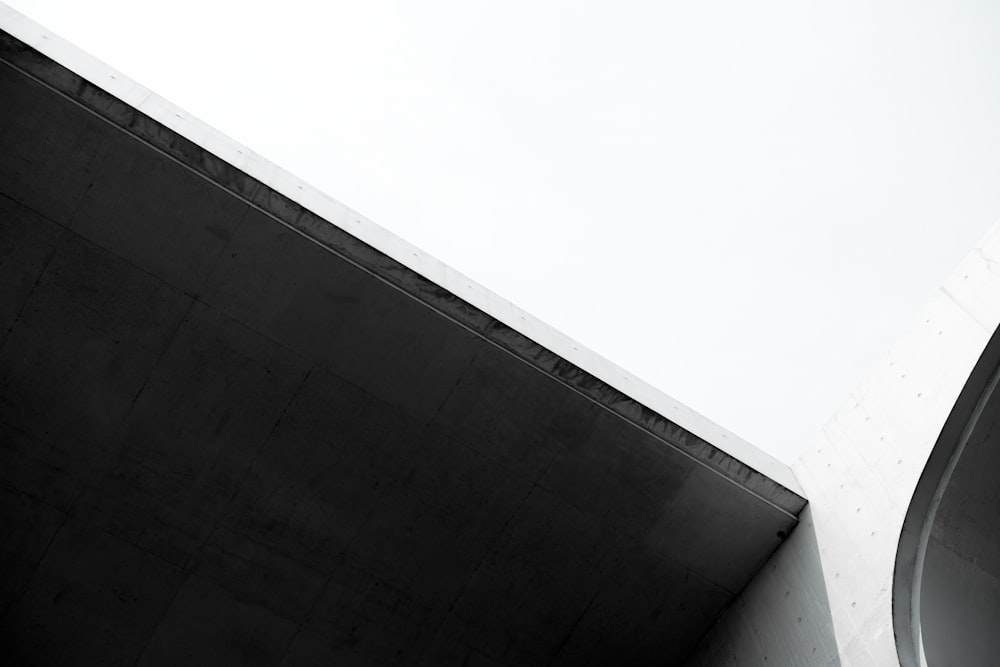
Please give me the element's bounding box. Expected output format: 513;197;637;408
687;221;1000;666
8;3;1000;664
902;329;1000;667
0;8;805;666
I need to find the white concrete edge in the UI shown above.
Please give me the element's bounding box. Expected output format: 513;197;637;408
0;2;802;497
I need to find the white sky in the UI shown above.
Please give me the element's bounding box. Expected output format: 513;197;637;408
9;0;1000;462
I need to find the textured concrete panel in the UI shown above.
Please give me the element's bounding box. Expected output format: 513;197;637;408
430;343;603;481
0;194;64;343
70;130;248;295
74;301;310;566
0;519;184;666
648;464;792;594
188;525;328;625
281;627;383;667
0;234;191;508
201;208;484;423
346;429;533;612
221;367;425;571
540;405;694;526
138;576;298;667
550;538;733;666
0;485;65;616
0;62;105;225
0;233;191;443
429;486;613;664
306;555;443;665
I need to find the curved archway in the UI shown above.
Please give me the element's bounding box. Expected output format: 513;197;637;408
894;324;1000;666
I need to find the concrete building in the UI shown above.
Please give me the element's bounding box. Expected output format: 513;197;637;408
0;5;996;665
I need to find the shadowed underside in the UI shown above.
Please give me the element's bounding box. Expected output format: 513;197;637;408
0;12;803;666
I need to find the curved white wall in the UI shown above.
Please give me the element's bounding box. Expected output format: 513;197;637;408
898;349;1000;667
687;220;1000;666
920;419;1000;667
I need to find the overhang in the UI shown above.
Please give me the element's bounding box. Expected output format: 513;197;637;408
0;5;804;664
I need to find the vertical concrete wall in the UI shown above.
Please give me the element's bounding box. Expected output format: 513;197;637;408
687;221;1000;666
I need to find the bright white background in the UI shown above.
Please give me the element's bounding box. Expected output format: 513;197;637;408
8;0;1000;461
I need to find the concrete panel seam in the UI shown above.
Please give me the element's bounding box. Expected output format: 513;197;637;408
423;346;483;428
0;195;66;353
940;286;993;333
63;293;199;515
550;586;601;662
427;482;539;654
0;482;70;618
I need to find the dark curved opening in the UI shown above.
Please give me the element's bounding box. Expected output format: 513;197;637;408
893;324;1000;666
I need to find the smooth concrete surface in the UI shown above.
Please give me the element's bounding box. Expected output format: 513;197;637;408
0;9;805;666
686;221;1000;665
891;321;1000;667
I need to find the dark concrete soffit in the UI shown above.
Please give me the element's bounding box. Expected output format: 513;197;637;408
0;28;807;519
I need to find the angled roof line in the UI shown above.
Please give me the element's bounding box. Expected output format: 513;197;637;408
0;1;805;515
